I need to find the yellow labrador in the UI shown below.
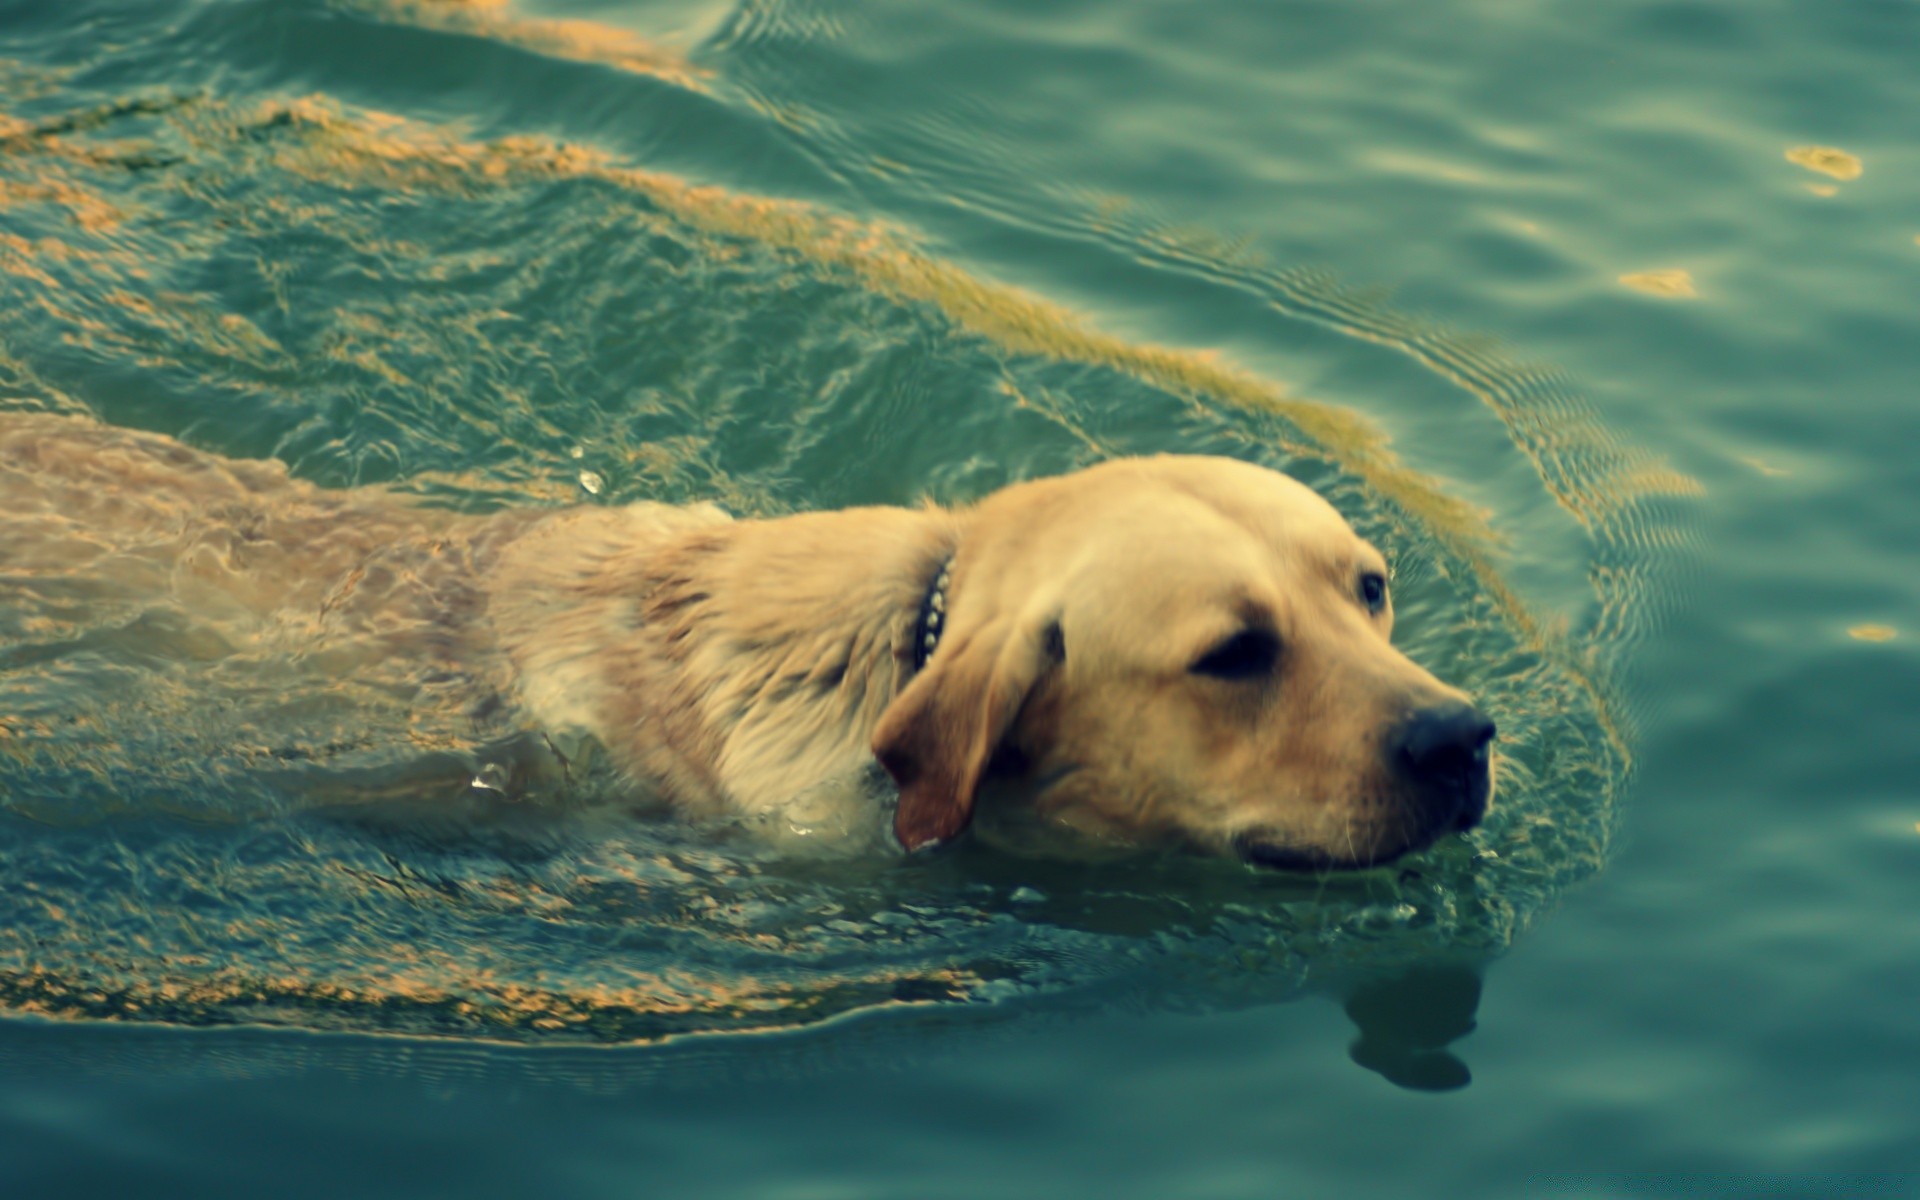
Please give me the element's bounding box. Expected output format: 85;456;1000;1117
0;412;1492;868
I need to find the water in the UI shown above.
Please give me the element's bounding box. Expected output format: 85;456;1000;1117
1;0;1915;1193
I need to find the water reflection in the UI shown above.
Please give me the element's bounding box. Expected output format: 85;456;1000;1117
1342;961;1485;1092
0;953;1495;1095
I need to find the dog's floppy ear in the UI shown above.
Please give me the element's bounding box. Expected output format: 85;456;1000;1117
872;613;1058;852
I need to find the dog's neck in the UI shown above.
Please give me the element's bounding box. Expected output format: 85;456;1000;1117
489;499;966;819
640;504;968;814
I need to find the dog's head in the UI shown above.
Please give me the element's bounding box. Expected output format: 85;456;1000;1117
872;455;1493;869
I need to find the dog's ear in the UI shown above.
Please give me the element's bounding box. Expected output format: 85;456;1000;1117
872;613;1058;852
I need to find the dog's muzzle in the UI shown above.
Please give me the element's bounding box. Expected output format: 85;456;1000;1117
1233;701;1495;873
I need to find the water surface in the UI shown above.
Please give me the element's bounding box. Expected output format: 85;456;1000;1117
0;0;1915;1193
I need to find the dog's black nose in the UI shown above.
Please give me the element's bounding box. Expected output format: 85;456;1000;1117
1390;701;1495;832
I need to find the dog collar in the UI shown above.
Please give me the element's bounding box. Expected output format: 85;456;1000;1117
912;557;953;674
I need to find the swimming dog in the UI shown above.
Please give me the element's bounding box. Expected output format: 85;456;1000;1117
0;412;1493;867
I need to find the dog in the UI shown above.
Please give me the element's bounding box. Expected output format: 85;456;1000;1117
0;411;1493;869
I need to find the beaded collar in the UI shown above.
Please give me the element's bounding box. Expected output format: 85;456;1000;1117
911;557;953;674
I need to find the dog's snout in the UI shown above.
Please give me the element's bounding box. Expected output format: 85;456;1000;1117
1391;701;1495;831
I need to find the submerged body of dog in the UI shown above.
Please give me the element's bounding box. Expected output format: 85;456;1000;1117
0;412;1494;868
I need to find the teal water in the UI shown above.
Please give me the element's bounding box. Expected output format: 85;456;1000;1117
0;0;1914;1194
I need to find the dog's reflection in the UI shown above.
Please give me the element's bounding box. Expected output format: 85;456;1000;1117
1341;959;1485;1091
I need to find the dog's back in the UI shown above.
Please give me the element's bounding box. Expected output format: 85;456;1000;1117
0;412;476;644
0;411;745;810
0;413;535;800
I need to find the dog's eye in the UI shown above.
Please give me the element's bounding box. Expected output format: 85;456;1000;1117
1360;572;1388;615
1189;629;1280;680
